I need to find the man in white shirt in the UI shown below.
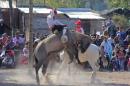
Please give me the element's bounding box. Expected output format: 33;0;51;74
100;31;113;65
47;8;67;35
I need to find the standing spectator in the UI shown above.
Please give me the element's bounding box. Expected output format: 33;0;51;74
116;46;126;71
94;32;102;46
19;34;25;49
108;34;115;50
12;32;21;60
20;42;29;64
12;32;21;49
100;31;113;65
75;20;84;34
116;27;127;46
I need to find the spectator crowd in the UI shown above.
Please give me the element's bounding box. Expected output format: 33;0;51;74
0;32;26;68
91;19;130;71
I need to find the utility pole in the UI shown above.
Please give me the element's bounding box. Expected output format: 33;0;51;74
8;0;13;37
29;0;33;65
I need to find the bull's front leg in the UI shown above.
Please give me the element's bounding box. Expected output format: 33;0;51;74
66;48;74;64
70;43;81;64
74;47;81;64
65;44;80;64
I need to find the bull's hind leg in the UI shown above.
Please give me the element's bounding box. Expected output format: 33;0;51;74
89;58;99;83
35;58;43;85
42;60;49;76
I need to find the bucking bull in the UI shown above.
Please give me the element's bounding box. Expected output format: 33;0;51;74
33;30;100;85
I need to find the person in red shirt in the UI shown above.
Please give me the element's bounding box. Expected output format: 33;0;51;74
75;20;84;34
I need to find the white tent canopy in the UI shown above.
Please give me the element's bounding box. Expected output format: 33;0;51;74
67;12;105;19
18;7;105;19
58;8;105;20
18;7;64;14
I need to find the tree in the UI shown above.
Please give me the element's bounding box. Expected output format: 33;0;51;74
107;0;130;28
18;0;86;8
112;15;128;28
108;0;130;9
34;0;86;8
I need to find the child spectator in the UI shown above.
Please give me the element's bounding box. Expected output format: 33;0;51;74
20;42;29;64
116;46;126;71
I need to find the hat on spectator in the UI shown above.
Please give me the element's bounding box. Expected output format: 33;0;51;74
96;31;100;36
75;20;81;25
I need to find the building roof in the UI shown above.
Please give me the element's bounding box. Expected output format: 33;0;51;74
0;1;16;8
66;12;105;19
58;8;105;20
18;7;105;20
18;7;64;14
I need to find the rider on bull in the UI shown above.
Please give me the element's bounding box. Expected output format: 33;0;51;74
47;8;81;64
47;8;67;42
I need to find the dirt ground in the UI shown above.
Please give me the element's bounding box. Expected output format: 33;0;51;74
0;52;130;86
0;62;130;86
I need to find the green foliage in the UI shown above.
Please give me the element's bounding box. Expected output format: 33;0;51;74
32;0;86;8
17;0;86;8
108;0;130;9
112;15;128;28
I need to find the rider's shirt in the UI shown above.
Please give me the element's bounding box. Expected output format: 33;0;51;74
47;11;64;29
